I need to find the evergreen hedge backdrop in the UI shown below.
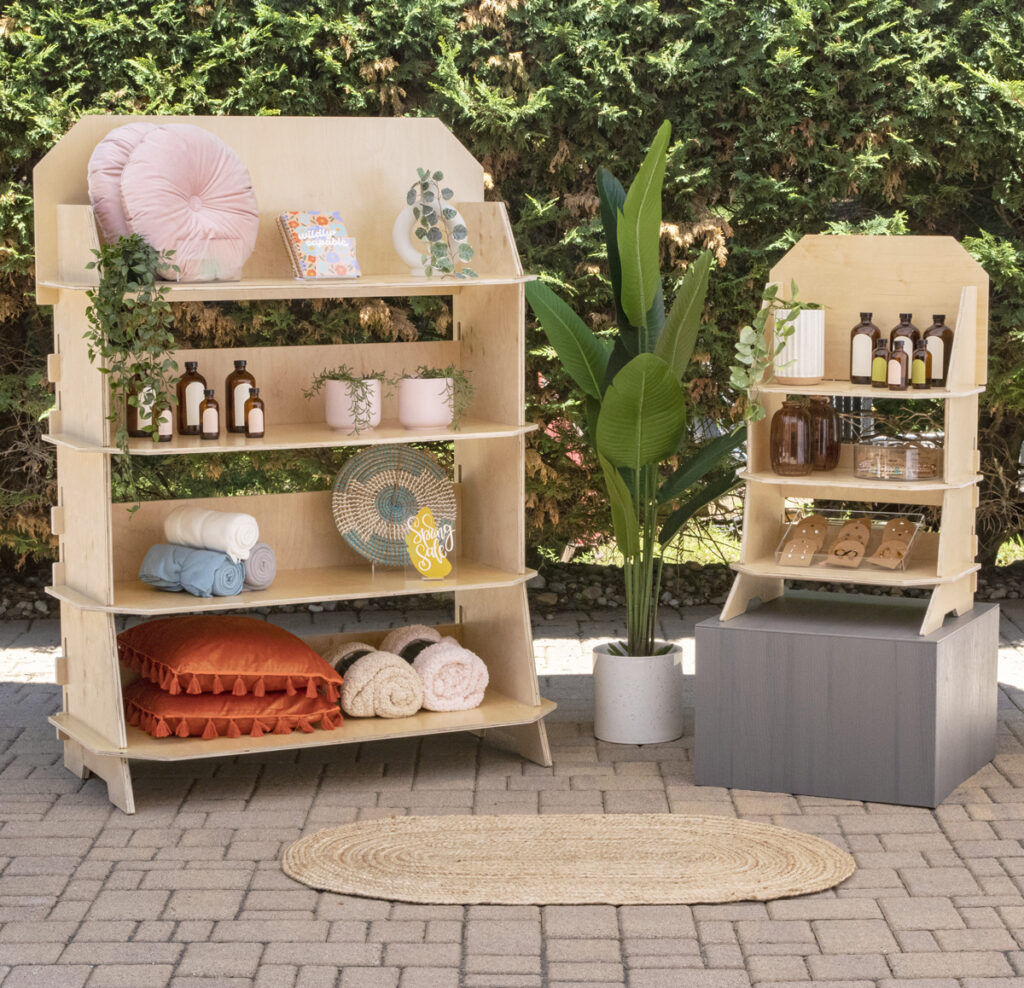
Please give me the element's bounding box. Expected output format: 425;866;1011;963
3;0;1024;566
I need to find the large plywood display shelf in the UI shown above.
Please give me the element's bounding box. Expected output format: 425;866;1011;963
723;235;989;638
35;115;553;813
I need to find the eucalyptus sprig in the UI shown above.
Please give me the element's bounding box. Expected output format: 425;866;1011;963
304;365;389;435
404;364;474;430
407;168;477;278
84;234;179;452
729;280;820;421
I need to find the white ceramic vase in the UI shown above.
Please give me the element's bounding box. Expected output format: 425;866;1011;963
774;309;825;385
398;377;453;430
324;378;382;431
592;642;685;744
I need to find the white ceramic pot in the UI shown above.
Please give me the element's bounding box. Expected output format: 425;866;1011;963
592;642;685;744
392;202;468;276
774;309;825;385
398;377;453;430
324;378;382;431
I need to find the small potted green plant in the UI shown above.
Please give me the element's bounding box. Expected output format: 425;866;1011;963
84;234;179;451
305;366;387;434
392;168;478;278
397;364;474;430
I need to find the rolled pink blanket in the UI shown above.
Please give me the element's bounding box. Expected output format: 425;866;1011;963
412;639;489;712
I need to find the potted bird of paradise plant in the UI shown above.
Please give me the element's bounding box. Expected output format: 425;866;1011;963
526;121;745;744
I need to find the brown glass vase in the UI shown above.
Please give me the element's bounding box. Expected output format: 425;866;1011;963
769;400;813;476
807;396;840;471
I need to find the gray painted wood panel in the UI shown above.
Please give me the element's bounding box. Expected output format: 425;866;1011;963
695;592;998;807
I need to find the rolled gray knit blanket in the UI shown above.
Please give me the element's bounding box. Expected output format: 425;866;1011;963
242;542;276;591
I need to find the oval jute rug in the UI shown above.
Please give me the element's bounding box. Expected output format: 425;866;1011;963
281;814;855;905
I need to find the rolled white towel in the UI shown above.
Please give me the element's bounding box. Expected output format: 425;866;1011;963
164;505;259;563
412;639;489;712
340;651;424;718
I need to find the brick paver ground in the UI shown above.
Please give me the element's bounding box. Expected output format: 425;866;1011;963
1;601;1024;987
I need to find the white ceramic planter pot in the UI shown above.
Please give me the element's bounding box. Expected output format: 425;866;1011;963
398;377;453;430
592;642;685;744
392;203;468;277
774;309;825;385
324;378;382;431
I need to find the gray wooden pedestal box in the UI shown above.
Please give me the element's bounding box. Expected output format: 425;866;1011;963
695;592;998;807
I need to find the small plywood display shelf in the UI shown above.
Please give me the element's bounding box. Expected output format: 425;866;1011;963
724;235;989;637
36;115;554;813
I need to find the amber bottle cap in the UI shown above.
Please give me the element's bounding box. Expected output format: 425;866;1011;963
932;314;946;322
234;360;246;369
249;387;259;396
860;312;872;321
899;313;912;321
185;361;198;372
204;389;215;397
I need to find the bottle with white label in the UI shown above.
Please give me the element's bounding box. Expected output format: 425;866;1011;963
225;360;256;434
199;389;220;440
157;405;173;442
889;313;920;350
849;312;880;385
923;314;954;388
244;387;265;438
176;361;206;435
887;339;909;391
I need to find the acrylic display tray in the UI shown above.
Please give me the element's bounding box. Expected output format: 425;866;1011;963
853;439;943;482
774;509;925;572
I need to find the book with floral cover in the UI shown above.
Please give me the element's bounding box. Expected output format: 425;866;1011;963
277;210;361;280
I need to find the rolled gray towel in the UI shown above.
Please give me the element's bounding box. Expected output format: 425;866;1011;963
242;541;277;591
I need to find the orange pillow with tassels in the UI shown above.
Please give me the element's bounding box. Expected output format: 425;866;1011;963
124;679;343;740
117;615;342;702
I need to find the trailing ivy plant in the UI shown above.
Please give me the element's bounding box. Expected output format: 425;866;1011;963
304;365;389;435
407;168;477;278
402;364;475;430
729;283;821;422
84;234;179;452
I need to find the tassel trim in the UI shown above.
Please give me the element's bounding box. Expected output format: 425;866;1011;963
117;642;341;699
124;697;342;741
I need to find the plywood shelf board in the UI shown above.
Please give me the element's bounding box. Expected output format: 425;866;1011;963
733;559;980;589
755;379;983;399
45;419;538;455
50;694;557;761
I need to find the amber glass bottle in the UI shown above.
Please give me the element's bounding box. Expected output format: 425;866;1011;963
871;340;889;388
156;405;173;442
199;389;220;440
849;312;880;385
769;400;813;476
887;339;910;391
244;387;265;438
807;396;840;471
176;361;206;435
126;374;154;438
911;339;932;390
889;313;920;350
923;314;954;387
225;360;256;433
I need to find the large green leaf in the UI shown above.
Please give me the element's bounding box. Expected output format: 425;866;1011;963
525;280;611;399
617;120;670;340
658;425;746;504
598;452;639;558
596;352;687;472
654;250;713;379
659;471;741;545
596;166;630;337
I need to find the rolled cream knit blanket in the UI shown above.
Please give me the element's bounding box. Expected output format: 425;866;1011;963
321;640;375;676
242;541;276;591
379;624;442;661
340;651;424;718
412;639;489;712
164;505;259;563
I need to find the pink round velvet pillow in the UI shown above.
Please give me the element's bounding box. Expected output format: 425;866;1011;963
119;124;259;282
87;122;158;244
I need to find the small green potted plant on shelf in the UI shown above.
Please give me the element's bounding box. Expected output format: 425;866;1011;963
305;366;388;434
397;364;474;431
392;168;478;278
525;121;746;745
84;234;179;451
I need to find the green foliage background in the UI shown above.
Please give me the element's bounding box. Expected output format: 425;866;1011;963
3;0;1024;565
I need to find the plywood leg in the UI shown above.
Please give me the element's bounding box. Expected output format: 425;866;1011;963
83;749;135;814
62;737;91;780
482;721;552;767
721;573;784;621
921;576;976;636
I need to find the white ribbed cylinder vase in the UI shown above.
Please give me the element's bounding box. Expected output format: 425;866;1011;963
774;309;825;385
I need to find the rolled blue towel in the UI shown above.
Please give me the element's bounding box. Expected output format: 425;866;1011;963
139;544;244;598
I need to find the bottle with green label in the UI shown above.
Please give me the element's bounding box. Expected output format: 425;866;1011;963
911;339;932;390
870;340;889;389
